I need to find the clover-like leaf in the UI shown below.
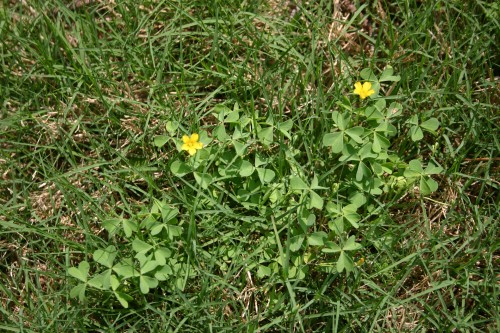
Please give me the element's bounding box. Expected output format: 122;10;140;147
132;238;153;254
257;126;274;146
343;236;363;251
170;160;191;177
309;191;324;210
379;66;401;82
113;262;138;279
194;172;212;189
323;132;344;153
420;118;439;132
289;235;305;252
70;283;87;301
239;159;254;177
290;176;309;190
155;265;173;281
93;246;116;268
322;241;342;253
114;291;133;308
257;168;275;183
345;127;365;144
140;275;159;294
153;135;170;148
68;261;90;282
307;231;328;246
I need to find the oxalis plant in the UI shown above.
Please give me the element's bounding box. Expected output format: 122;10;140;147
68;68;443;308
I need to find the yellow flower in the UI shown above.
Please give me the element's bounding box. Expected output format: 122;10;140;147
353;82;375;99
181;133;203;156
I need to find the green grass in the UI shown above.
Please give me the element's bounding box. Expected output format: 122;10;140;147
1;0;498;332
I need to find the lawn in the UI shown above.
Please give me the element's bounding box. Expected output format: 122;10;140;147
0;0;498;332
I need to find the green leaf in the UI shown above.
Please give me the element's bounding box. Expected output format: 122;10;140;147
97;269;113;290
379;66;401;82
345;127;365;144
332;111;348;130
420;118;439;132
387;102;403;117
159;203;179;223
155;265;173;281
358;143;377;160
233;140;247;156
425;162;443;175
166;224;183;238
153;135;170;147
257;168;275;183
328;217;344;234
290;176;309;190
102;218;121;236
140;276;159;294
343;236;362;251
356;161;371;182
343;205;360;228
141;260;159;275
213;104;232;121
165;120;179;134
123;218;137;238
308;231;327;246
214;124;229;141
420;177;439;196
309;191;324;210
322;241;342;253
410;126;424;141
289;235;305;252
68;261;89;282
114;291;132;308
194;172;212;189
365;106;384;120
150;223;165;235
278;119;293;132
254;154;268;167
93;246;116;268
257;265;272;278
374;98;387;111
323;132;344;153
225;110;240;123
110;274;120;291
154;248;172;266
337;251;354;273
113;263;137;279
239;159;254;177
170;160;191;177
372;133;390;153
408;159;424;173
298;209;316;231
87;275;103;289
70;283;86;301
360;68;377;81
257;126;274;145
132;238;153;254
198;130;212;146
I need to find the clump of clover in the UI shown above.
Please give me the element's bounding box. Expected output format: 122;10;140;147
68;67;442;307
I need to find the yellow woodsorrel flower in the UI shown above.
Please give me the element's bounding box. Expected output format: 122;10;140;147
181;133;203;156
354;82;375;99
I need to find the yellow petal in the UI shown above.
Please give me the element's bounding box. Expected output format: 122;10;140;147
194;142;203;149
362;82;372;91
190;133;199;142
182;135;190;144
181;143;189;151
188;147;197;155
